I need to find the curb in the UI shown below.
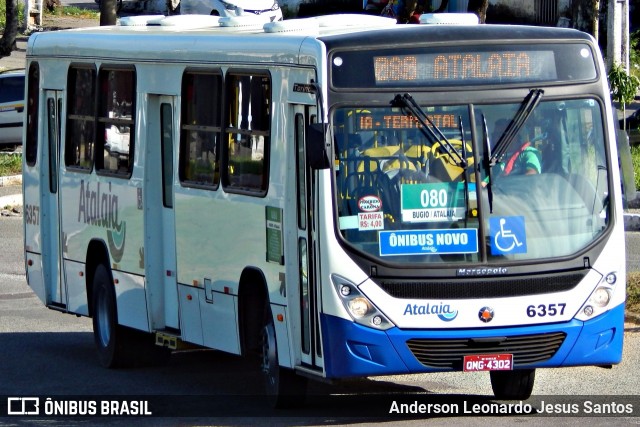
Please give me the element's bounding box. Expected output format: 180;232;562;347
0;174;21;187
626;311;640;325
0;193;22;208
0;175;22;209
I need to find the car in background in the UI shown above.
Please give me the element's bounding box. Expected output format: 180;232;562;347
620;109;640;146
180;0;282;21
105;125;131;157
0;69;25;147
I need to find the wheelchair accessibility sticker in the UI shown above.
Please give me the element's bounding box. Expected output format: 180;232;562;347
490;216;527;255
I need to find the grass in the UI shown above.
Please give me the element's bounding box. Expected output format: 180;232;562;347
628;272;640;313
46;6;100;19
0;152;21;176
632;145;640;191
1;4;98;29
0;1;25;29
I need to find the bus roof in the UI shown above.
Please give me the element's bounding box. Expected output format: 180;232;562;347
26;14;594;65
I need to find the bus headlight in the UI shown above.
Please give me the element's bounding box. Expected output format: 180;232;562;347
348;298;370;318
591;287;611;307
332;274;394;330
576;271;619;320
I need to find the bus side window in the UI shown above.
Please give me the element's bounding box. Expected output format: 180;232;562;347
179;70;222;188
223;71;271;194
25;62;40;167
96;66;136;176
65;64;96;171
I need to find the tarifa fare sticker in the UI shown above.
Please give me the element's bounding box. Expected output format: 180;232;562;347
358;195;384;231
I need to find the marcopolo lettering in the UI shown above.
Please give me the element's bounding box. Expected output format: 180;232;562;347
457;267;508;276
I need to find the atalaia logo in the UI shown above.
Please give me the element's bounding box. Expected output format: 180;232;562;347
77;180;126;263
403;302;458;321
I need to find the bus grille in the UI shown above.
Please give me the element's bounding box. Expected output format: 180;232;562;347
406;332;566;369
379;271;586;299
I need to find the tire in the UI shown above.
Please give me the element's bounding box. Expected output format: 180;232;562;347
490;369;535;400
92;263;129;368
92;263;171;368
261;304;307;408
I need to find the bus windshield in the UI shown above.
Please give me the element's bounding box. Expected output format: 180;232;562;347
333;98;609;264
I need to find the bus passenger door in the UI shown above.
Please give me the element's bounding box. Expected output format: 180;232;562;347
41;90;66;308
291;105;324;371
144;95;179;331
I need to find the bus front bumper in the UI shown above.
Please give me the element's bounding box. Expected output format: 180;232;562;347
320;303;624;378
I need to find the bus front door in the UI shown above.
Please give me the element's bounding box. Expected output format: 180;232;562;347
291;105;324;371
143;95;179;331
41;90;66;309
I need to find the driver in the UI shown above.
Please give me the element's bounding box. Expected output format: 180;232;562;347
493;118;541;176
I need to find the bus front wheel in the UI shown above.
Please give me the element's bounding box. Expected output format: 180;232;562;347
490;368;535;400
261;305;307;407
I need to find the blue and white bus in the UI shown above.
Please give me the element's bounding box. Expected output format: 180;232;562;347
22;13;630;406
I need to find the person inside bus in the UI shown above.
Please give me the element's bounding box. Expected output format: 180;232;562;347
492;118;542;177
482;118;541;187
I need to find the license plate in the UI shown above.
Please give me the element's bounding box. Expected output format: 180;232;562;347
463;353;513;372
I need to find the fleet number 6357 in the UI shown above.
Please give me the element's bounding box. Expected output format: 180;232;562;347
527;303;566;318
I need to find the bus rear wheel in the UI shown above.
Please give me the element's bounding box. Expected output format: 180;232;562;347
92;263;171;368
490;369;535;400
92;263;131;368
261;306;307;408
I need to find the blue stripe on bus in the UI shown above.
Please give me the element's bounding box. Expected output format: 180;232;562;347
320;303;624;378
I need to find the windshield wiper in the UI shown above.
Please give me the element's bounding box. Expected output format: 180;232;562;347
391;93;467;168
482;114;494;213
459;115;471;224
489;88;544;168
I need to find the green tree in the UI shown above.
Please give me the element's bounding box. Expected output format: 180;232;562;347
609;62;640;130
0;0;19;58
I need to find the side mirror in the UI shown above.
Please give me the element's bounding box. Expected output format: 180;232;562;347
307;123;330;170
617;129;637;208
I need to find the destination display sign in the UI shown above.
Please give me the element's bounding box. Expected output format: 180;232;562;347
331;43;596;88
373;50;556;85
356;112;458;131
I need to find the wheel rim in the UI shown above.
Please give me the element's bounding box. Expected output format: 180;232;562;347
95;288;112;348
261;320;279;394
